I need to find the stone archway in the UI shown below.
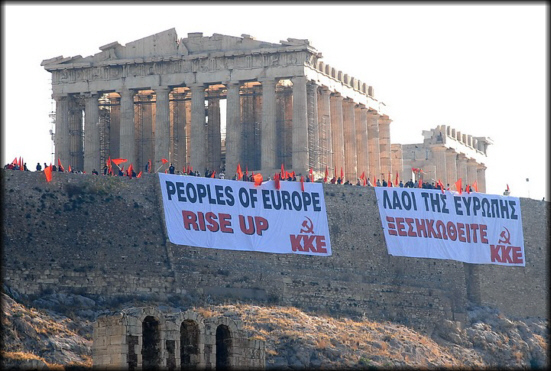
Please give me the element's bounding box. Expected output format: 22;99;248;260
215;324;232;370
180;319;200;369
142;315;161;369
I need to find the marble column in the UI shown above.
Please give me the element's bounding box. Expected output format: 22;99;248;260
445;149;458;189
367;111;380;181
172;92;187;172
190;83;206;175
206;88;222;172
456;154;468;190
431;146;447;184
342;99;357;182
477;164;487;193
378;116;392;180
109;95;121;159
318;87;332;173
467;159;478;188
292;76;309;175
84;92;100;173
155;87;170;171
54;94;70;166
330;94;344;179
391;144;403;184
119;88;136;167
68;96;84;171
307;81;320;172
355;105;369;179
260;78;277;172
139;94;154;171
225;82;241;178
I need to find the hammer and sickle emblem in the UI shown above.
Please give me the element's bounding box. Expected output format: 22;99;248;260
300;216;314;234
498;227;511;245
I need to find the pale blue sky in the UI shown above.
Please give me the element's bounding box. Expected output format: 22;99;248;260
3;4;548;200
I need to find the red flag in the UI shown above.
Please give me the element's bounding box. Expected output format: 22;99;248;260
107;156;112;173
137;171;143;178
291;171;295;179
128;164;133;178
340;167;344;180
506;184;510;191
324;166;329;183
18;157;22;167
112;158;127;166
373;176;376;187
300;176;305;192
438;179;445;194
149;159;152;173
473;181;478;192
455;178;462;195
253;173;263;186
44;164;53;182
211;170;216;178
395;171;399;186
388;172;392;187
236;163;243;180
121;165;125;173
418;178;422;188
360;171;365;180
68;165;72;173
309;168;314;182
281;164;285;179
274;174;281;190
11;157;17;165
58;158;65;172
161;158;168;164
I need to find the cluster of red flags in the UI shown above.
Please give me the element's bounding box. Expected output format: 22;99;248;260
11;157;25;171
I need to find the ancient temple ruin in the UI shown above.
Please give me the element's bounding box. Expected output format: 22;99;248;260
401;125;492;191
41;29;491;191
41;29;390;180
93;307;265;370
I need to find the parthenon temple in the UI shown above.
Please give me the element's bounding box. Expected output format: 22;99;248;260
41;29;491;190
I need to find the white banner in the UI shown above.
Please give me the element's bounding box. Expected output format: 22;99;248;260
158;173;331;256
375;187;525;266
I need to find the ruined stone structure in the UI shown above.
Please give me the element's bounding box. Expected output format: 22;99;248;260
41;29;391;181
401;125;493;192
93;307;264;370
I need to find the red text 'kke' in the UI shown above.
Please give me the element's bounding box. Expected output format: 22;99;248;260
290;235;327;254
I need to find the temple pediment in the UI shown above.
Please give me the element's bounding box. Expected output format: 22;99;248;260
41;29;318;68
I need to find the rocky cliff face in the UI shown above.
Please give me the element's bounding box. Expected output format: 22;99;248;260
1;291;547;369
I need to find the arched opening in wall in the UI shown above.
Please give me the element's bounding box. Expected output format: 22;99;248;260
215;324;232;370
142;315;161;369
180;319;199;370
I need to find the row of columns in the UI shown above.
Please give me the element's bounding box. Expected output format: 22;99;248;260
54;77;391;180
432;146;487;192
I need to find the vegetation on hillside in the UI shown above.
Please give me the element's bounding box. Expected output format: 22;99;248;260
1;291;547;369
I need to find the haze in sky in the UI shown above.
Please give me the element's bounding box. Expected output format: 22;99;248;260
3;3;548;200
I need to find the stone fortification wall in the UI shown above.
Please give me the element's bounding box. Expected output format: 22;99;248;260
2;170;547;334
